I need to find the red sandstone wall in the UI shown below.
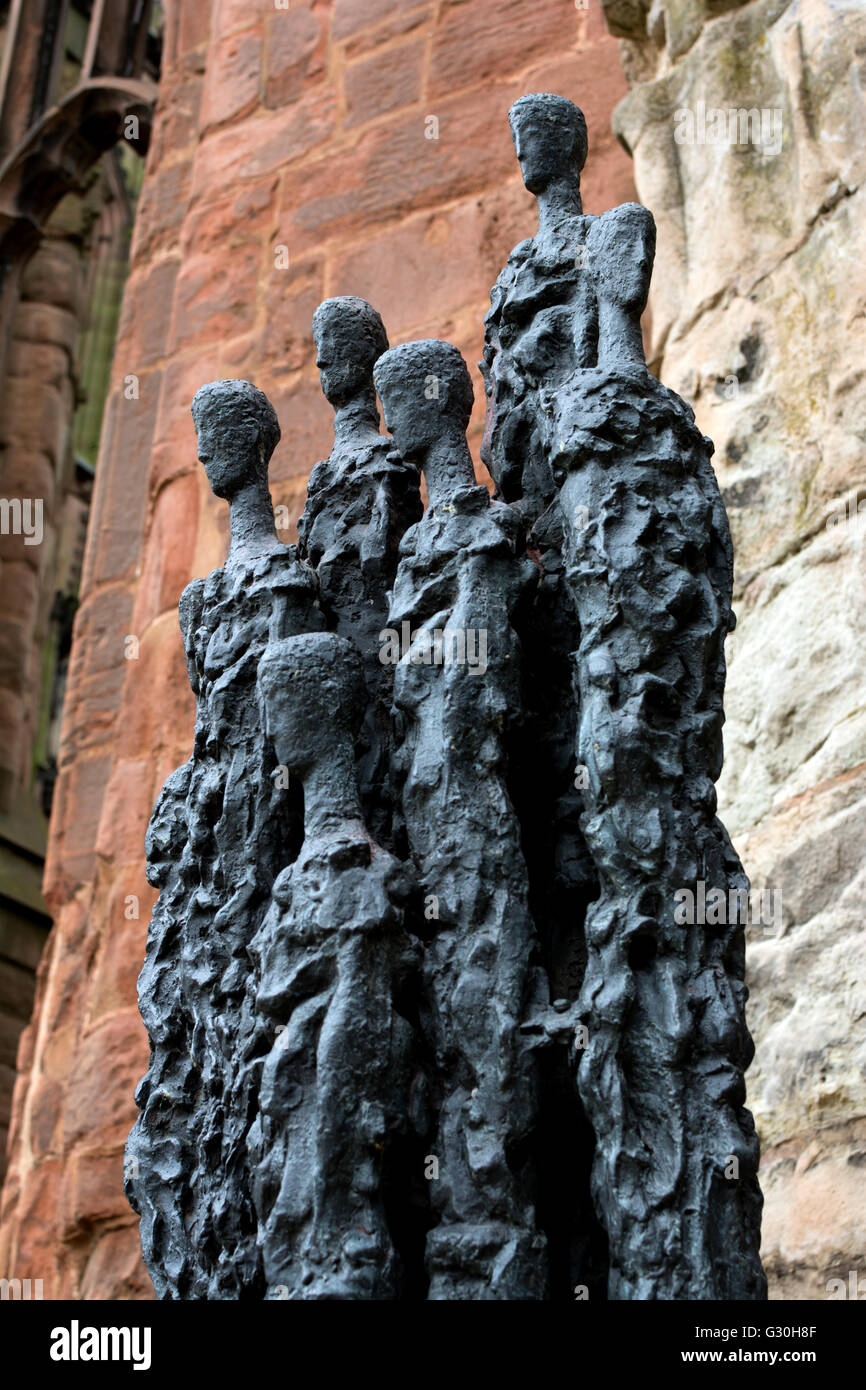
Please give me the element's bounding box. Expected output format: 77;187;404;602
0;0;633;1298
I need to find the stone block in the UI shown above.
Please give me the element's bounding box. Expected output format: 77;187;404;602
265;6;324;108
42;754;111;897
0;379;65;465
94;758;154;867
82;376;161;592
278;79;523;252
87;872;154;1024
143;63;203;182
115;260;179;370
332;0;422;41
344;39;425;127
113;613;195;764
56;586;134;762
213;0;276;34
19;240;83;315
200;24;263;134
429;0;578;99
260;255;324;376
152;356;220;461
6;1156;63;1288
12;303;77;354
132;472;201;635
330;184;529;341
191;89;336;195
177;1;211;54
61;1147;133;1238
169;244;261;354
179;175;278;259
267;373;334;480
62;1010;148;1151
79;1224;154;1300
5;340;68;390
131;159;193;264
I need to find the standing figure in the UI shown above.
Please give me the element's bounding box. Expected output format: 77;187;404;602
553;203;766;1299
298;297;422;852
481;95;605;1285
481;93;600;1011
374;338;548;1300
482;92;597;522
243;631;422;1300
126;380;323;1298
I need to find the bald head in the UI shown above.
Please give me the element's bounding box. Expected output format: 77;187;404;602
258;631;366;773
374;339;473;462
508;93;587;196
313;296;389;408
191;378;280;499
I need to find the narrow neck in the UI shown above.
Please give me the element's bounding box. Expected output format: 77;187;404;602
332;387;381;450
536;176;583;242
300;750;364;839
421;431;476;507
227;477;279;562
596;296;646;369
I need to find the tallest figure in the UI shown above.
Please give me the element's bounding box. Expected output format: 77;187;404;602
484;93;766;1300
481;95;601;1178
482;92;598;524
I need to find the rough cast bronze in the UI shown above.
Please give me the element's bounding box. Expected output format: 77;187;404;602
126;95;766;1302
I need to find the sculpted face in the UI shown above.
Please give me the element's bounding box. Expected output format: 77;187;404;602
375;340;473;465
313;297;387;409
314;314;366;408
191;380;280;500
259;633;364;774
509;98;586;196
377;385;438;462
194;412;259;499
589;205;656;312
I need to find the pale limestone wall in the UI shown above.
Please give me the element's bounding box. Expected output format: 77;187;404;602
605;0;866;1298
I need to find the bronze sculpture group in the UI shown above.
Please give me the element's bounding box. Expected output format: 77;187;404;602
126;94;766;1301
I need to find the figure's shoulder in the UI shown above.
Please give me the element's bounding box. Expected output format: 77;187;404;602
305;456;330;494
509;237;533;264
180;574;206;605
178;575;207;631
258;543;316;592
488;239;533;304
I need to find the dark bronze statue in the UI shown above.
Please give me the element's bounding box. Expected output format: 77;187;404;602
374;338;547;1299
298;296;421;852
127;96;765;1302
